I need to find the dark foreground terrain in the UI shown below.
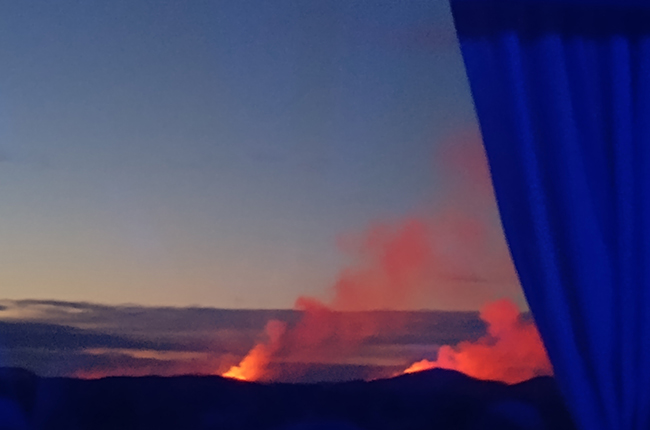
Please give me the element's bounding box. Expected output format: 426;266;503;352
0;367;575;430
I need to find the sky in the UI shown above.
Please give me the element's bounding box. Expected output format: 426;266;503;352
0;0;517;310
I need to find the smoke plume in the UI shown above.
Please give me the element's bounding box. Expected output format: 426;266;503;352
221;211;525;382
403;299;552;384
222;126;544;383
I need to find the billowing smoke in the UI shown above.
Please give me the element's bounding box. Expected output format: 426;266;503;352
222;126;545;383
403;299;552;384
221;219;441;382
221;213;525;382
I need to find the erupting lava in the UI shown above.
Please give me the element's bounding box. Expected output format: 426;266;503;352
403;359;437;374
222;345;267;381
222;320;286;381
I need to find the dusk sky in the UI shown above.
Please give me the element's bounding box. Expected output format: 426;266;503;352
0;0;520;310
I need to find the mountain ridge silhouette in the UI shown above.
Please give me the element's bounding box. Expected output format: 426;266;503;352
0;367;575;430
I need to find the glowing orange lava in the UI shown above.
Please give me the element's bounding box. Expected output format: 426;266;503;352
222;344;269;381
403;359;437;374
222;320;286;381
222;368;247;381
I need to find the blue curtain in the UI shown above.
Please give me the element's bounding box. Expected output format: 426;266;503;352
448;1;650;430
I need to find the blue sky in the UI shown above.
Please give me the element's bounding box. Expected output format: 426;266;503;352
0;0;490;309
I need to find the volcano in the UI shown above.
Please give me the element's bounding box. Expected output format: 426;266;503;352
0;367;575;430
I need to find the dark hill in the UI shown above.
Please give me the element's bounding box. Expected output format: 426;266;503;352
0;368;576;430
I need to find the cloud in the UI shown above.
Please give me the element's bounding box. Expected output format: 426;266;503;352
0;321;174;352
0;299;300;332
0;300;486;380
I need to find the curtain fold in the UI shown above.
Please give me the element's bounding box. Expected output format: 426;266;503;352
449;1;650;429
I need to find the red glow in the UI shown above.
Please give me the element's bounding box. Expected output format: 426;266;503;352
401;299;552;384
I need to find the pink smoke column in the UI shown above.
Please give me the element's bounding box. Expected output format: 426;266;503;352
403;299;553;384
